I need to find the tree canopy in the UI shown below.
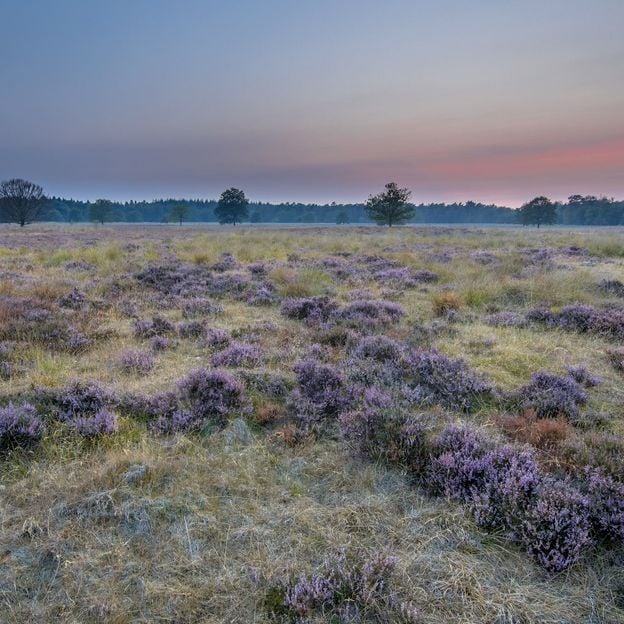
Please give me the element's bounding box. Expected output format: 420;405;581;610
518;196;557;228
365;182;415;226
0;178;45;227
215;188;249;225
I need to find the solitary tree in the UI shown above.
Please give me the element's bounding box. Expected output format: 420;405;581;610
518;196;557;228
0;178;45;226
169;203;190;225
215;188;249;225
90;199;113;225
365;182;414;226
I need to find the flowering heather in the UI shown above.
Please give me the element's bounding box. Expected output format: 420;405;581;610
485;311;525;327
68;408;119;437
270;550;406;621
177;320;206;339
247;262;267;277
280;296;339;325
518;477;592;573
211;252;238;272
48;380;118;421
290;360;351;431
134;316;176;338
340;395;430;470
211;341;263;368
349;334;404;363
177;368;248;427
599;279;624;297
150;335;171;351
207;272;252;299
135;264;213;297
58;288;87;309
0;403;44;449
204;327;232;349
119;349;155;375
246;286;277;306
239;370;293;397
512;371;588;419
566;366;602;388
406;349;492;412
584;468;624;542
337;299;405;328
181;297;222;318
527;303;624;340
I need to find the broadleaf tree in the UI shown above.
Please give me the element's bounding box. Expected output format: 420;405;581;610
169;203;190;225
518;196;558;228
215;188;249;225
0;178;46;227
365;182;414;226
90;199;114;225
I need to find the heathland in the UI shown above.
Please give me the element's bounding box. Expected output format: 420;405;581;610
1;224;624;623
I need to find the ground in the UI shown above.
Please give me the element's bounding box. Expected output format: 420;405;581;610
1;224;623;623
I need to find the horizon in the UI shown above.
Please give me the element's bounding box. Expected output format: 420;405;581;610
1;1;623;208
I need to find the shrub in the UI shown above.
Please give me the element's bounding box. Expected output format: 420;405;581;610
340;391;429;470
268;550;412;621
119;349;154;376
485;311;525;327
49;380;118;421
134;316;176;339
349;334;404;363
338;299;405;328
606;347;624;372
517;477;592;573
247;286;276;306
181;297;222;318
205;328;231;349
290;360;351;432
69;409;119;437
58;288;87;309
150;336;171;351
0;403;44;449
584;468;624;542
280;296;338;325
177;320;206;338
499;410;572;450
177;368;248;427
565;366;601;387
211;342;262;368
512;372;587;419
599;279;624;297
406;349;492;412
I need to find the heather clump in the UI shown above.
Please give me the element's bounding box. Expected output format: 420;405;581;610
337;299;405;329
280;296;339;325
177;320;206;339
599;279;624;297
267;550;416;622
584;468;624;542
134;316;176;338
153;368;249;433
118;349;155;376
211;341;263;368
58;288;87;309
289;360;351;432
517;477;592;573
204;327;231;349
0;403;44;450
246;285;277;306
181;297;222;318
484;311;525;327
405;349;492;412
511;371;588;419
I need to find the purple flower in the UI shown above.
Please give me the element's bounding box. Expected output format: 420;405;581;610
0;403;44;448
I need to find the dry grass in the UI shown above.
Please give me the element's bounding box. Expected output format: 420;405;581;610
1;224;624;622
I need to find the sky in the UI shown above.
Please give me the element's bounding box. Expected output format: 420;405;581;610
1;0;623;207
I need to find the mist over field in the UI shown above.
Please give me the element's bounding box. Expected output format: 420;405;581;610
2;2;624;623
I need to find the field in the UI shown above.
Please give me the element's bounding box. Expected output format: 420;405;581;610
1;224;624;623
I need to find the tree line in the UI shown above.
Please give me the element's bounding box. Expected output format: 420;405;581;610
1;177;623;227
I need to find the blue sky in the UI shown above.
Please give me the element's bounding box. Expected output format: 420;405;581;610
1;0;623;205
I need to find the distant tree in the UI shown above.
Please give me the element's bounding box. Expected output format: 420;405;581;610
0;178;45;226
518;196;557;228
336;209;349;224
90;199;113;224
215;188;249;225
250;209;262;223
169;203;190;225
365;182;414;226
